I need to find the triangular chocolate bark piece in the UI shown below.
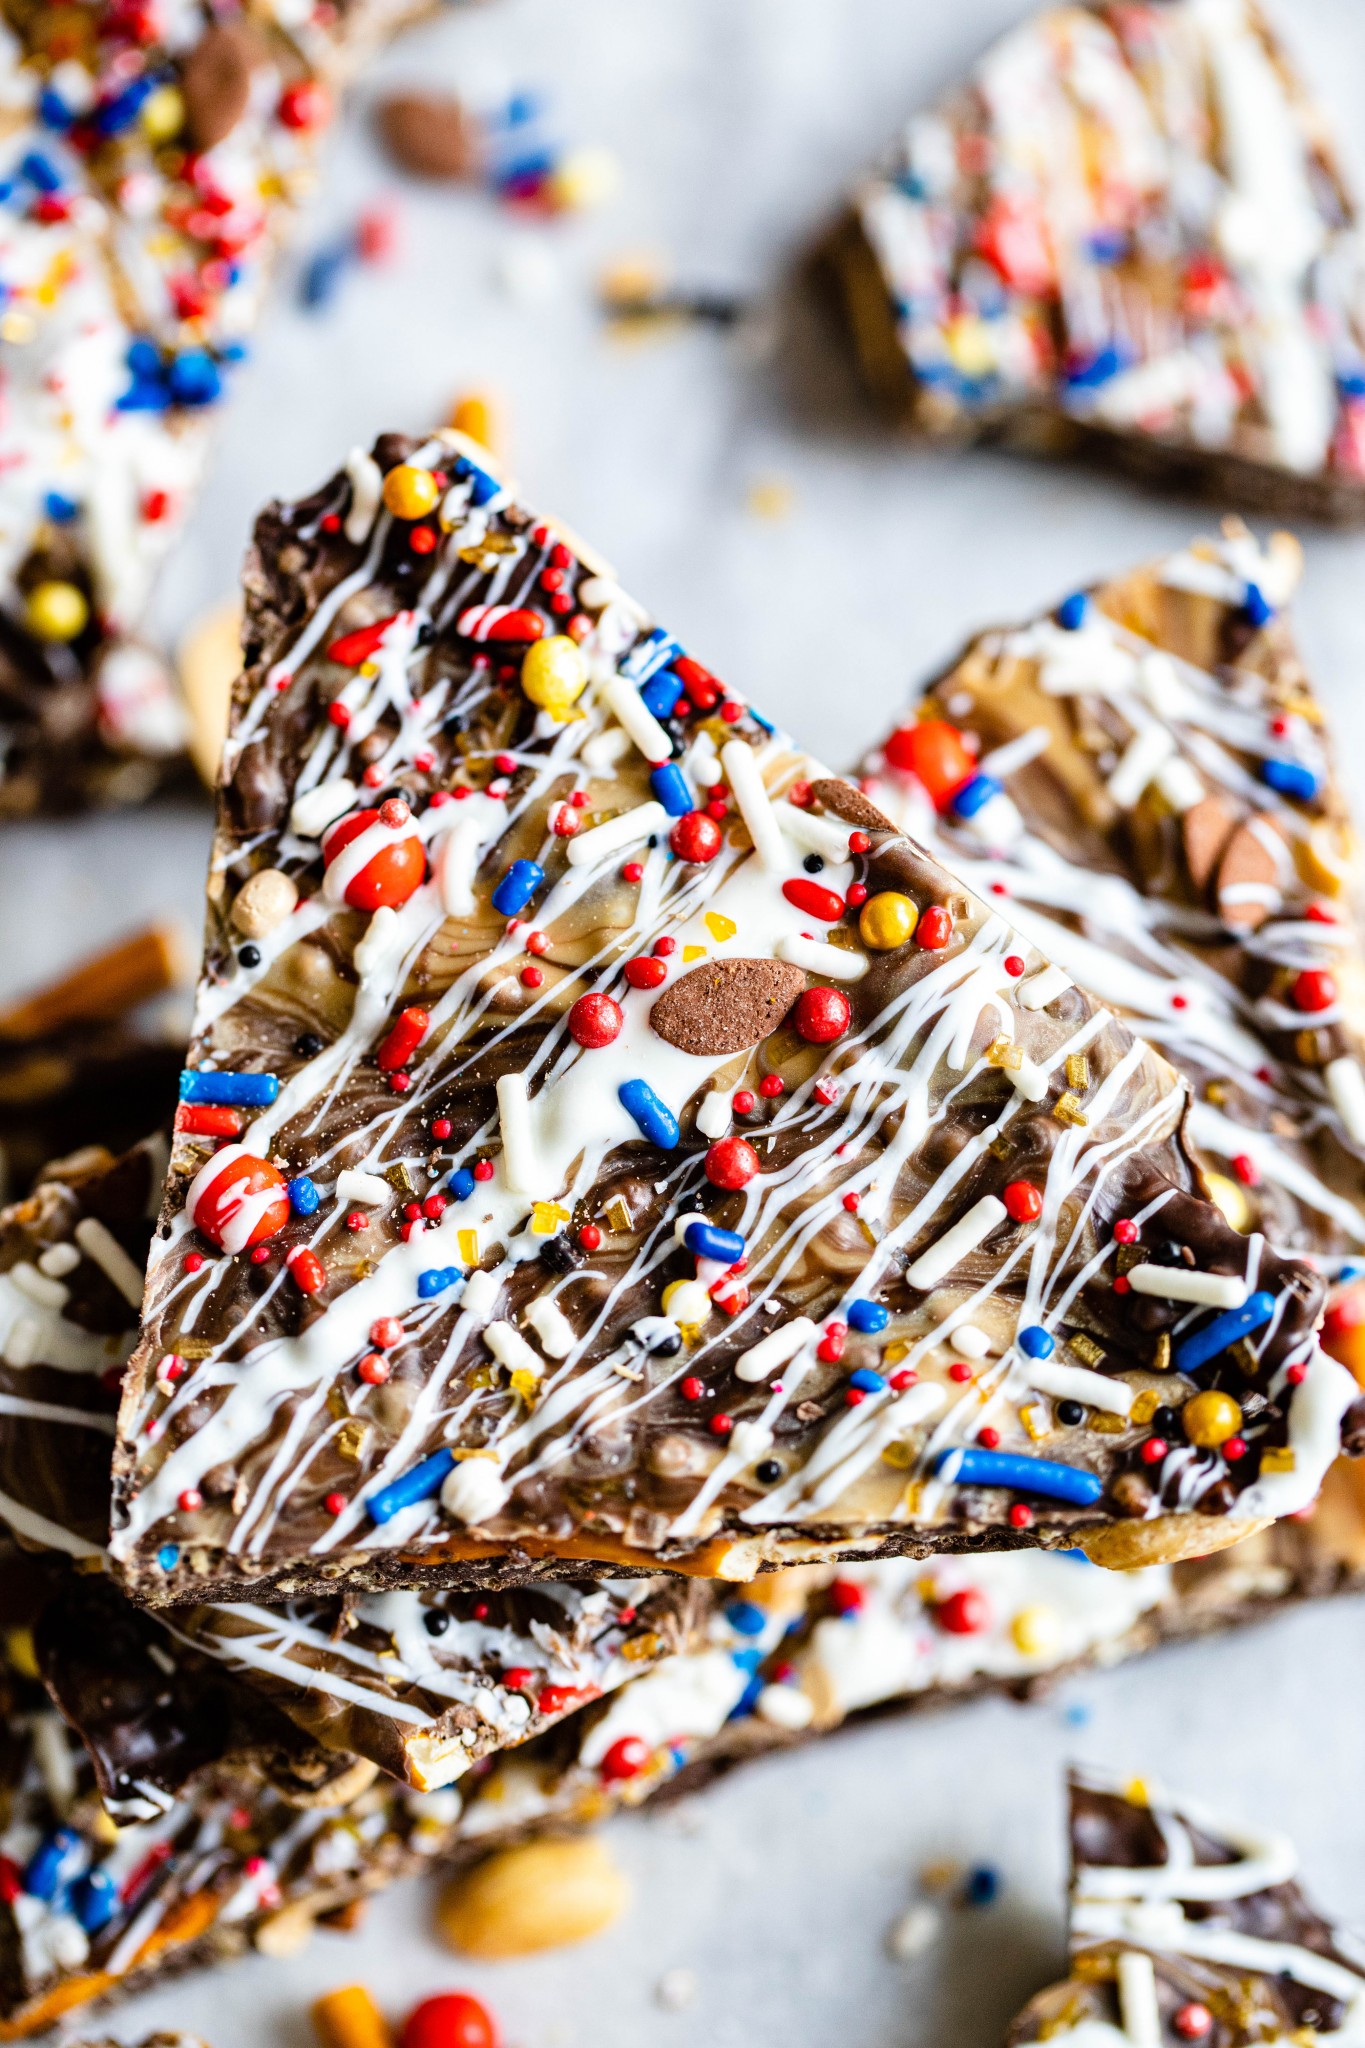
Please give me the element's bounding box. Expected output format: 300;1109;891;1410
1007;1769;1365;2045
109;432;1341;1608
834;1;1365;519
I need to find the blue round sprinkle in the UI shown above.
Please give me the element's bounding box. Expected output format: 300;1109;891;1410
1056;591;1089;631
725;1600;767;1637
417;1267;461;1300
848;1367;886;1393
1260;757;1319;803
70;1868;118;1935
491;858;545;918
1243;581;1275;628
951;772;1002;822
157;1544;180;1572
43;491;78;523
38;88;71;130
847;1298;889;1335
1337;367;1365;399
1018;1325;1054;1359
449;1168;476;1202
650;760;693;817
618;1078;679;1150
640;671;682;721
963;1865;1000;1907
683;1219;745;1264
286;1174;320;1217
167;350;222;407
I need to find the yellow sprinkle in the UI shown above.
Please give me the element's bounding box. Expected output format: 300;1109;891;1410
1010;1604;1061;1658
140;82;185;142
335;1419;368;1463
901;1480;924;1517
1260;1445;1296;1475
605;1196;633;1234
682;945;707;963
620;1631;662;1662
530;1201;570;1237
985;1036;1023;1073
746;476;794;521
1065;1053;1090;1092
457;1228;480;1267
1067;1333;1105;1369
1052;1091;1089;1127
0;311;34;345
1151;1332;1172;1372
1130;1389;1160;1426
704;912;736;943
1125;1777;1152;1808
884;1340;911;1367
509;1369;539;1408
4;1627;38;1679
1020;1400;1051;1441
881;1440;916;1469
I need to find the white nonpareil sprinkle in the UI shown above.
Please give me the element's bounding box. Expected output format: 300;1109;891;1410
289;778;357;839
655;1967;700;2012
775;932;869;981
74;1216;144;1308
904;1196;1007;1292
1126;1265;1248;1309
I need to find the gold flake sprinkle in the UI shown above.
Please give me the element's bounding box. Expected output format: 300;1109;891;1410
884;1340;911;1367
1151;1332;1172;1372
326;1387;349;1423
1116;1243;1144;1277
530;1201;570;1237
335;1419;368;1462
1130;1389;1160;1425
901;1480;924;1516
1020;1400;1050;1441
881;1440;916;1469
1205;1080;1228;1106
605;1196;633;1234
178;1339;213;1359
1052;1091;1088;1127
985;1035;1023;1073
1230;1337;1259;1378
509;1369;540;1408
620;1632;661;1662
1067;1333;1105;1369
1089;1411;1125;1435
1065;1053;1090;1092
1260;1445;1296;1475
386;1162;419;1199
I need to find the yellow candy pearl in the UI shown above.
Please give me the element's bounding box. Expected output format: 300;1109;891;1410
662;1278;711;1326
140;83;185;143
1204;1171;1252;1234
1009;1604;1062;1659
26;580;88;641
1182;1389;1243;1449
522;636;588;717
381;464;441;521
859;891;918;951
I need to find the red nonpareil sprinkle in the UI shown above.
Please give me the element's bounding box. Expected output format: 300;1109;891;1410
1223;1436;1247;1461
844;1387;866;1406
346;1212;367;1232
624;955;667;990
1286;1362;1307;1384
1002;1179;1042;1223
472;1601;489;1620
916;904;953;950
184;1252;204;1273
495;753;517;775
550;804;580;838
178;1489;202;1513
759;1074;784;1099
578;1224;602;1251
849;831;870;854
1305;901;1337;924
473;1159;494;1181
388;1071;412;1093
409;525;437;554
842;1192;860;1213
1140;1438;1168;1465
324;1492;347;1516
1293;967;1337;1012
522;931;549;957
889;1368;917;1391
622;861;645;883
249;1244;271;1265
709;1413;734;1437
787;780;812;808
328;701;351;728
990;880;1008;896
1170;992;1188;1010
286;1245;326;1294
423;1194;447;1220
654;936;677;958
414;750;435;774
705;797;729;822
1003;955;1025;977
520;966;544;989
829;1578;864;1615
599;1735;651;1782
1174;2004;1212;2041
358;1352;390;1384
1113;1274;1131;1294
680;1376;705;1402
404;1203;422;1222
814;1079;839;1105
318;510;339;533
1231;1152;1259;1186
502;1665;532;1691
1113;1218;1139;1244
935;1586;989;1634
948;1360;973;1383
428;789;452;808
371;1317;403;1349
431;1116;452;1140
733;1090;756;1115
719;700;742;723
400;1218;426;1242
1008;1503;1033;1529
817;1323;846;1364
977;1427;1000;1449
846;882;868;907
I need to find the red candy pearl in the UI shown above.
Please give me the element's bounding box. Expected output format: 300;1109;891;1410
567;992;623;1048
705;1136;760;1190
324;1492;347;1516
916;904;953;949
178;1488;202;1513
279;78;330;129
1002;1179;1042;1223
680;1376;705;1401
473;1159;494;1182
1293;967;1337;1012
709;1413;734;1437
432;1117;452;1140
794;986;851;1044
759;1074;784;1098
670;811;722;863
598;1735;651;1782
370;1317;403;1349
935;1586;990;1635
977;1426;1000;1449
1008;1503;1033;1529
1140;1438;1168;1465
401;1993;500;2048
1113;1218;1139;1244
578;1224;602;1251
624;955;668;990
622;861;644;883
1003;955;1024;977
359;1352;391;1385
732;1090;756;1114
1173;2006;1212;2042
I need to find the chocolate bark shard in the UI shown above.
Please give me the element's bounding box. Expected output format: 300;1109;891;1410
859;524;1365;1274
1007;1769;1365;2046
108;432;1338;1609
834;2;1365;522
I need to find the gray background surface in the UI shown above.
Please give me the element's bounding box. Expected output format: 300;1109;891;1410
11;2;1365;2041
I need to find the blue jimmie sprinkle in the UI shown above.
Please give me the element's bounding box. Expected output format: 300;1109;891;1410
157;1543;179;1571
847;1298;889;1335
848;1367;886;1394
1172;1290;1276;1375
683;1219;745;1263
417;1266;462;1300
452;455;503;508
724;1600;767;1637
1243;581;1275;628
368;1447;456;1524
69;1867;118;1935
491;859;545;917
621;627;684;685
301;240;352;310
23;1828;82;1904
38;88;71;129
618;1078;679;1149
963;1865;1001;1907
1017;1325;1054;1360
640;670;683;721
286;1175;320;1217
935;1447;1104;1507
951;772;1002;821
43;491;78;522
448;1168;476;1202
167;350;222;407
1260;757;1319;803
1064;344;1126;389
650;760;693;816
20;149;62;192
1057;591;1089;631
728;1672;765;1720
179;1069;279;1107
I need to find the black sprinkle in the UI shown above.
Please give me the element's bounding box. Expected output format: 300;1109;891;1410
295;1032;325;1058
423;1609;451;1637
803;853;825;874
238;944;262;969
1056;1400;1085;1427
755;1458;782;1484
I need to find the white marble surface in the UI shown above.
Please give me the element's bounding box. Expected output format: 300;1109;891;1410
8;1;1365;2042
